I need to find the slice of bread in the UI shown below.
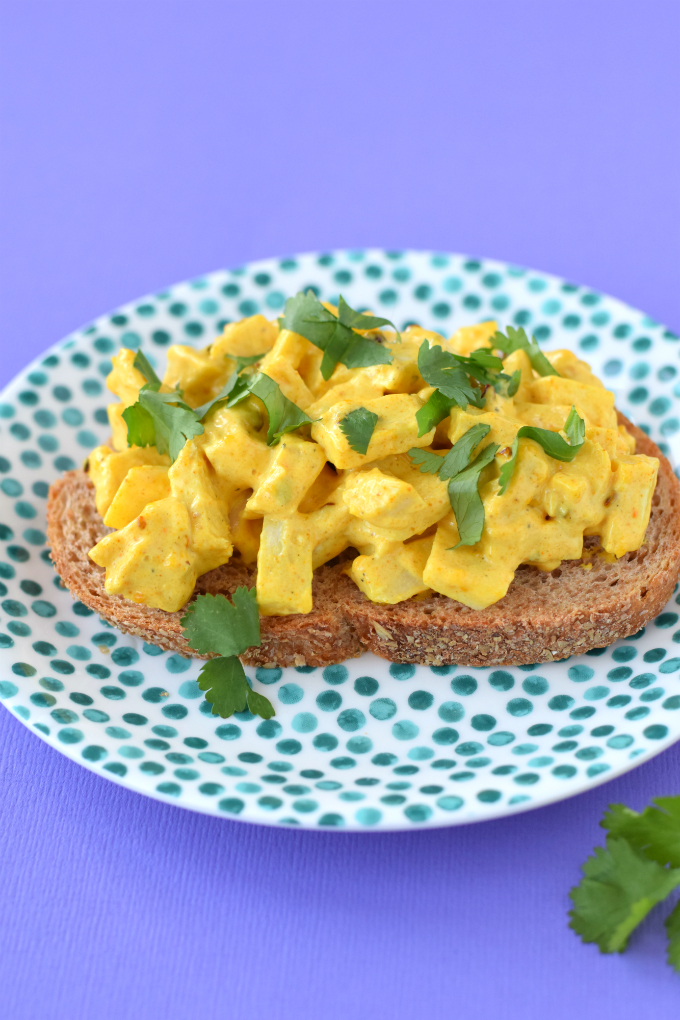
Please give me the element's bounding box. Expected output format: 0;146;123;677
47;416;680;668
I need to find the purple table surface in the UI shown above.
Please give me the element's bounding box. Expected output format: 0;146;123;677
1;2;679;1018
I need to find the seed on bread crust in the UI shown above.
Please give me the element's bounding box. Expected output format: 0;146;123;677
46;415;680;668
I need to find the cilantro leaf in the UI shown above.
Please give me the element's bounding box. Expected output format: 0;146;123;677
196;369;314;444
121;402;156;449
492;325;559;377
193;371;250;421
139;388;205;461
282;290;394;380
438;424;491;481
339;406;379;455
565;403;586;448
248;372;315;445
194;353;267;421
448;442;499;548
495;369;521;398
408;424;491;482
133;350;162;388
568;836;680;954
415;389;456;437
235;352;267;372
449;350;504;387
497;436;519;496
196;655;275;720
197;655;249;717
407;448;446;475
181;589;260;658
496;406;586;494
336;294;400;338
417;342;485;409
122;385;205;461
665;899;680;973
603;796;680;869
181;590;274;721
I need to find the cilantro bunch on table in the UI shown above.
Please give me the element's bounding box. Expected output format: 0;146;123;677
180;588;274;720
570;796;680;972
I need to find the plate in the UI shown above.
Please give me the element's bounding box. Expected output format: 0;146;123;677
1;248;680;830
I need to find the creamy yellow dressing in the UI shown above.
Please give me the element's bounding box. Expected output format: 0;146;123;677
87;314;658;615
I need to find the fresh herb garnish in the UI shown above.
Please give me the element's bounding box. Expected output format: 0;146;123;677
447;442;500;547
122;387;205;462
414;342;523;438
234;352;267;372
415;389;457;437
180;589;274;720
409;423;491;480
496;369;522;398
417;342;486;410
569;796;680;971
408;424;497;547
497;405;585;495
282;291;398;380
245;373;315;445
339;407;379;455
491;325;559;377
178;365;314;448
133;350;162;388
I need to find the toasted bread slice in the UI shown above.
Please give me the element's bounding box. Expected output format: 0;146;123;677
47;416;680;667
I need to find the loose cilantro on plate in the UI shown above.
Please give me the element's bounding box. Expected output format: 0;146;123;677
569;795;680;972
281;291;397;380
497;405;585;495
180;589;274;720
339;406;379;455
407;423;497;547
491;325;559;377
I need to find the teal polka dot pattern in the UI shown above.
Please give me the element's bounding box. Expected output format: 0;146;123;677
1;249;680;829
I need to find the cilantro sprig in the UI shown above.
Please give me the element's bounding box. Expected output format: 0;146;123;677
569;796;680;971
282;291;398;380
491;325;559;377
408;424;498;547
121;351;204;461
415;342;520;437
133;350;162;388
339;407;379;455
497;405;585;494
125;347;313;455
217;371;315;445
180;589;274;720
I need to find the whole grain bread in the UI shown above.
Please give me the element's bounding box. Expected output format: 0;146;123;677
47;416;680;667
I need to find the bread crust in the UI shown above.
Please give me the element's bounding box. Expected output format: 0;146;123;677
47;417;680;667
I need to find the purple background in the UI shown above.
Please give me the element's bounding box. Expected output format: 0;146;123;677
1;1;679;1017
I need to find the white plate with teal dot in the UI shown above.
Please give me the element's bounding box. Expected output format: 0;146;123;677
2;249;680;830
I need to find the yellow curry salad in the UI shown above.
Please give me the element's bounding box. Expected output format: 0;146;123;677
85;291;659;618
